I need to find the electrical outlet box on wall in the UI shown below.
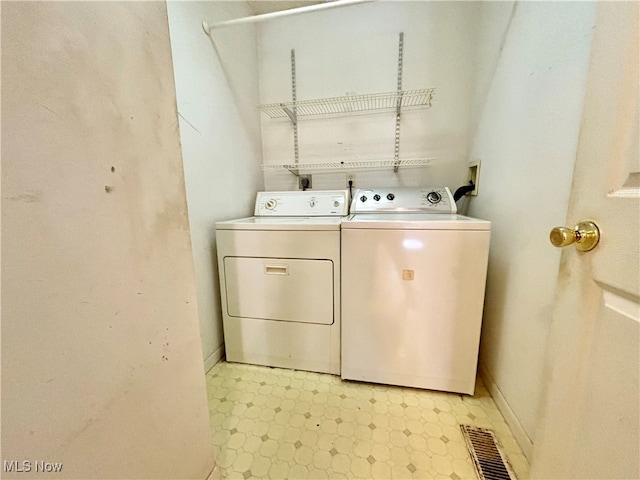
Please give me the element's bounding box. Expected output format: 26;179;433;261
467;161;481;196
346;173;356;188
298;175;312;190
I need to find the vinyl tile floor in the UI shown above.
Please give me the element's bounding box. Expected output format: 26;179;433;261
206;361;530;480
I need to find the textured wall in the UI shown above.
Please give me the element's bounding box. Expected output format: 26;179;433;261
468;1;596;458
257;1;480;192
166;1;264;372
1;2;213;477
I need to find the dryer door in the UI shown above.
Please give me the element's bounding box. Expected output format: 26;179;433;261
223;257;334;325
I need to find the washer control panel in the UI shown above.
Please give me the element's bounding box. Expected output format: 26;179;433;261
350;187;456;214
255;190;350;216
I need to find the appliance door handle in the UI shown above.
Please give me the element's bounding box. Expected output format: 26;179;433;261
265;264;289;276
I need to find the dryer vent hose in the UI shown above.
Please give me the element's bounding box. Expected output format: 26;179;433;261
453;181;475;202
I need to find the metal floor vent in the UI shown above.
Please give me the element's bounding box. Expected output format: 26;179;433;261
460;425;517;480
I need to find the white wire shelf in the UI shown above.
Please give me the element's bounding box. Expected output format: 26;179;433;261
258;88;435;119
261;158;435;172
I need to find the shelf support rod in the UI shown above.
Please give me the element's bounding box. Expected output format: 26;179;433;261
291;49;300;174
202;0;375;33
393;32;404;173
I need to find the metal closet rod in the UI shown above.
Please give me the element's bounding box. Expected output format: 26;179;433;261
202;0;374;34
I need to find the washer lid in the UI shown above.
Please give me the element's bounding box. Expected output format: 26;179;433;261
341;213;491;230
216;216;343;231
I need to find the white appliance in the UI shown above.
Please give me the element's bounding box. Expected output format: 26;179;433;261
216;190;349;375
341;187;491;394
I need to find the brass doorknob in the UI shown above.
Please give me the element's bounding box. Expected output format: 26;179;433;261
550;220;600;252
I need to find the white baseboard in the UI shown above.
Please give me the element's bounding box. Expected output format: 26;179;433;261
479;362;534;460
204;344;224;374
206;464;221;480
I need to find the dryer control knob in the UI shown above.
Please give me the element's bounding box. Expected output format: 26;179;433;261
266;199;277;210
373;194;381;201
387;193;395;201
426;191;442;204
360;195;368;202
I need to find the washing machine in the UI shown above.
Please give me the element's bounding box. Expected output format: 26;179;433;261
215;190;349;375
341;187;491;394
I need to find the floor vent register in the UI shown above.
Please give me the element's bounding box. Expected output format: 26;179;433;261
460;425;517;480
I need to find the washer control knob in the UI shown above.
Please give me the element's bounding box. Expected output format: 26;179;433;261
309;199;316;208
387;193;395;201
373;194;381;201
426;191;442;204
333;200;340;207
265;199;277;210
360;195;368;203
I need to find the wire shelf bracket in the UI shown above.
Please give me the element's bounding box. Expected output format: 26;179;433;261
290;49;300;175
393;32;404;173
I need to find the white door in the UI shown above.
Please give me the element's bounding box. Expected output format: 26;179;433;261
531;3;639;478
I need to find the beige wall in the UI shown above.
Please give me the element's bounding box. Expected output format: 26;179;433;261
166;1;264;372
468;1;596;458
1;2;213;478
257;1;481;191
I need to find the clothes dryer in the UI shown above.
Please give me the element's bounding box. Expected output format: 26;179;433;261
216;190;349;375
